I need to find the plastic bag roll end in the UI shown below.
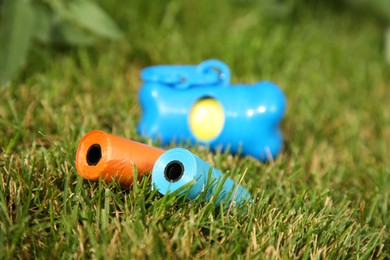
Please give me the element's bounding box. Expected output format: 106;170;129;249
152;148;252;206
76;130;110;181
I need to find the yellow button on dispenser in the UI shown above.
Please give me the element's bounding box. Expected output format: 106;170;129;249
189;98;224;141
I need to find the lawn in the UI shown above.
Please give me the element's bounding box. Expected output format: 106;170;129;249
0;0;389;258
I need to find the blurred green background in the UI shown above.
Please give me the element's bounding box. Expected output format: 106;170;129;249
1;0;390;84
0;0;389;258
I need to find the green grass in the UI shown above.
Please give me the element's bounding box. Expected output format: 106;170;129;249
1;0;389;258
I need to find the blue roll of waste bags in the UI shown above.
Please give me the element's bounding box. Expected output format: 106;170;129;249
151;148;252;206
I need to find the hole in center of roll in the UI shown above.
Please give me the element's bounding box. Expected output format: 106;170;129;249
164;160;184;182
86;144;102;166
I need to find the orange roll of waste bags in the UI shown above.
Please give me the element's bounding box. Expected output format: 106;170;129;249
76;130;164;186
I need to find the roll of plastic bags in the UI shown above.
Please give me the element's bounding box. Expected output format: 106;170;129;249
151;148;252;206
76;130;164;186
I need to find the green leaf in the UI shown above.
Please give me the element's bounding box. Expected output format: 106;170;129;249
32;3;53;44
0;0;35;85
65;0;124;40
33;3;94;46
51;21;95;46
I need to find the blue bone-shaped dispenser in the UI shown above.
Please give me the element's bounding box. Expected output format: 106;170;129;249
137;59;287;161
